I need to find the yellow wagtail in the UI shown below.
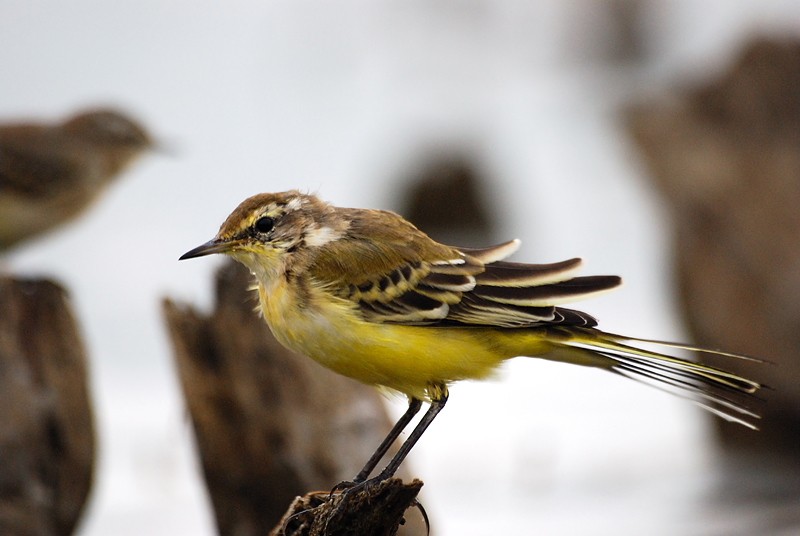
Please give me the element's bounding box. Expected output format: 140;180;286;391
180;190;762;487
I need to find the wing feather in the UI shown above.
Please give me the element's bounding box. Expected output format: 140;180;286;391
472;275;622;306
474;258;583;286
446;294;556;327
421;272;476;291
413;284;463;304
457;239;520;263
342;255;619;327
306;208;621;329
0;130;81;197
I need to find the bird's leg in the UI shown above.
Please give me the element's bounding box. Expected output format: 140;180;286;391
372;383;448;481
325;385;448;532
353;397;423;483
330;397;422;494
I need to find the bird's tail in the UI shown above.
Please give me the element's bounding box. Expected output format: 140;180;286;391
539;327;764;429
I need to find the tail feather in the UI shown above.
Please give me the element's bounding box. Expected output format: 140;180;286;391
553;327;764;429
600;333;764;364
613;366;760;429
578;334;760;393
611;360;760;418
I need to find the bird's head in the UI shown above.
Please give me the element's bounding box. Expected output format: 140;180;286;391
180;191;348;279
61;108;157;178
62;109;153;151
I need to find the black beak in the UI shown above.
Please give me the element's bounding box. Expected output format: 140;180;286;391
179;238;239;260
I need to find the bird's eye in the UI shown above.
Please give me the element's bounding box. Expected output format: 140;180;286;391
255;216;275;234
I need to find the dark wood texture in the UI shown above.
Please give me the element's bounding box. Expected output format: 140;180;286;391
270;478;424;536
0;276;95;536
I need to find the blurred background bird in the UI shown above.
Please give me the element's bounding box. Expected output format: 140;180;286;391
0;108;153;252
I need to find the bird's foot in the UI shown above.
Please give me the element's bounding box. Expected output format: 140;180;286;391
325;472;392;530
328;477;362;496
329;473;382;503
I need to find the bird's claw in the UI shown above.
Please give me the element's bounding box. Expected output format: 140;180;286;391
324;474;388;530
328;477;363;496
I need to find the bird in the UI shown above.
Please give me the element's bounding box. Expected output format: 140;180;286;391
0;108;154;251
180;190;762;490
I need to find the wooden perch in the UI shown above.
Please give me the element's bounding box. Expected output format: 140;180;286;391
0;275;95;536
271;478;424;536
163;260;428;536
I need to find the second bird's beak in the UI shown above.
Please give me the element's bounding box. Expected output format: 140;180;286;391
179;238;239;260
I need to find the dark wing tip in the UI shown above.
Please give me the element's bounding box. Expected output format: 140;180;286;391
473;275;622;306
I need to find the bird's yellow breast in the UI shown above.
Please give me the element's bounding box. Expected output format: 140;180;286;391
255;276;552;400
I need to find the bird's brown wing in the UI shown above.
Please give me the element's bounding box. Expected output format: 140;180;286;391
308;209;621;327
0;127;81;197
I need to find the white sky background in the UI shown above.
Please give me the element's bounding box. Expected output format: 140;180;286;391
2;2;799;535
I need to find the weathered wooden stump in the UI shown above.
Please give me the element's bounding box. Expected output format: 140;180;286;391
163;261;427;536
627;38;800;455
0;276;95;536
270;478;424;536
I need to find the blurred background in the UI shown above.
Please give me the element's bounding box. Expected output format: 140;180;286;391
1;1;799;535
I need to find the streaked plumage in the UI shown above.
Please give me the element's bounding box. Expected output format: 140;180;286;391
180;190;763;487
